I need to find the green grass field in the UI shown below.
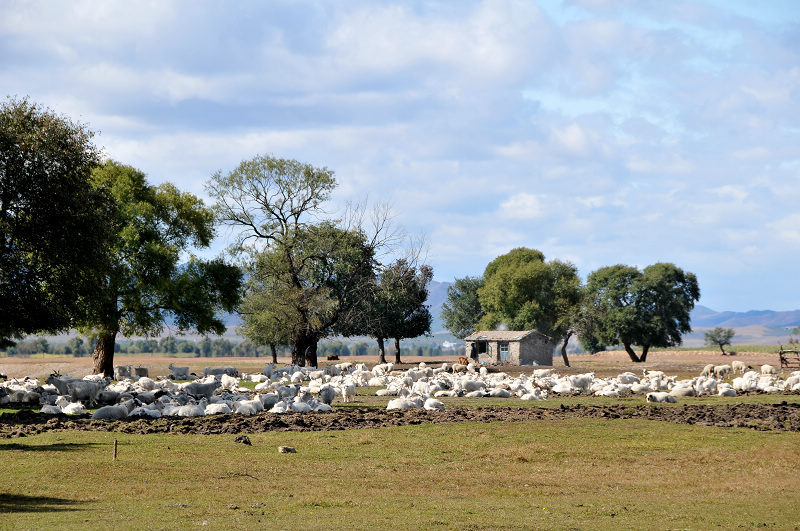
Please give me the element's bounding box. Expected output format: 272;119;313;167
2;414;800;529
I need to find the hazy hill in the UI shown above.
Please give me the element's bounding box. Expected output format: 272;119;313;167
690;305;800;329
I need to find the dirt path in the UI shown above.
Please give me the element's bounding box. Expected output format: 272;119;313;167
3;402;799;438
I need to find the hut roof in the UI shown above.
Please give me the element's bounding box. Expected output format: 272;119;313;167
464;329;550;342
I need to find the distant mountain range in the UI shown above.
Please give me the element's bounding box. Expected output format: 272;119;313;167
690;305;800;329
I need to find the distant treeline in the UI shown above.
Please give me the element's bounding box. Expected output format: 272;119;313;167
0;336;466;358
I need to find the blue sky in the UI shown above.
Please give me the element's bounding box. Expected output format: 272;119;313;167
2;0;799;312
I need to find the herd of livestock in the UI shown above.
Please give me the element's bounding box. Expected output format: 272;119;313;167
0;360;799;419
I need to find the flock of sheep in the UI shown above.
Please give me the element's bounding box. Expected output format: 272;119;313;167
0;360;798;419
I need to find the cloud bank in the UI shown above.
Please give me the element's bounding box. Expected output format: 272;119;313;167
2;0;799;311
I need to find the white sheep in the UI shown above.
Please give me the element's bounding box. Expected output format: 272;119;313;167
761;365;777;376
451;363;468;374
701;364;715;377
669;385;696;397
341;384;356;403
386;397;420;410
731;361;749;374
62;402;85;415
175;404;206;417
713;365;731;380
646;392;677;403
92;404;130;419
423;398;445;411
318;385;336;405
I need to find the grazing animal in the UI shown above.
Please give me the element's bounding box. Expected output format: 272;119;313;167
92;404;129;419
451;363;468;374
731;361;750;374
318;385;336;405
341;384;356;403
168;364;190;380
646;392;677;403
204;366;238;378
46;373;106;406
701;364;715;377
761;364;777;376
713;365;731;380
326;354;339;361
182;381;220;399
114;366;132;380
457;357;470;366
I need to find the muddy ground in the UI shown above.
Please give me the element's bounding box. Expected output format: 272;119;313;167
2;402;799;438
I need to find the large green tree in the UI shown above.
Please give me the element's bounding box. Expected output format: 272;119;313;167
440;276;485;340
360;260;432;364
80;161;242;376
238;256;295;364
582;262;700;362
242;221;376;366
476;248;581;367
208;154;389;367
0;98;110;346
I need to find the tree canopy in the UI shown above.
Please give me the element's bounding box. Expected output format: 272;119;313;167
441;276;485;340
476;248;581;366
80;161;242;376
0;97;110;347
359;259;432;364
704;327;735;355
208;154;398;367
582;262;700;362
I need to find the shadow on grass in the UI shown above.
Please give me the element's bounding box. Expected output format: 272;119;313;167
0;441;101;452
0;493;85;513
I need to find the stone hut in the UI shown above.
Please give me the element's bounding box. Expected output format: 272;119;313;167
464;329;554;366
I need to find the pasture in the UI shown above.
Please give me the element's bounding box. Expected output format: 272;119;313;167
2;349;800;529
3;418;799;529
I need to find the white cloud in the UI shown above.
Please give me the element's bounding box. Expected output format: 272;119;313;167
551;123;590;155
2;0;800;310
498;193;545;220
712;185;748;203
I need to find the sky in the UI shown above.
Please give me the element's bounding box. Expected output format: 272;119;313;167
2;0;799;312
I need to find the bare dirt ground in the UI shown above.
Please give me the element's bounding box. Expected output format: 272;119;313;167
2;402;799;439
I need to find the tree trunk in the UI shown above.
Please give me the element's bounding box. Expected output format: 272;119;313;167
639;344;650;362
292;335;309;366
377;337;386;364
269;344;278;364
305;341;318;368
92;331;117;377
394;337;402;364
719;344;726;355
561;331;572;367
623;342;642;362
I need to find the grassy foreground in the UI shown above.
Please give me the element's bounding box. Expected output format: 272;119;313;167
2;418;799;530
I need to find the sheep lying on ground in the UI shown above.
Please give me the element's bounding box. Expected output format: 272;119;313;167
646;392;678;403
